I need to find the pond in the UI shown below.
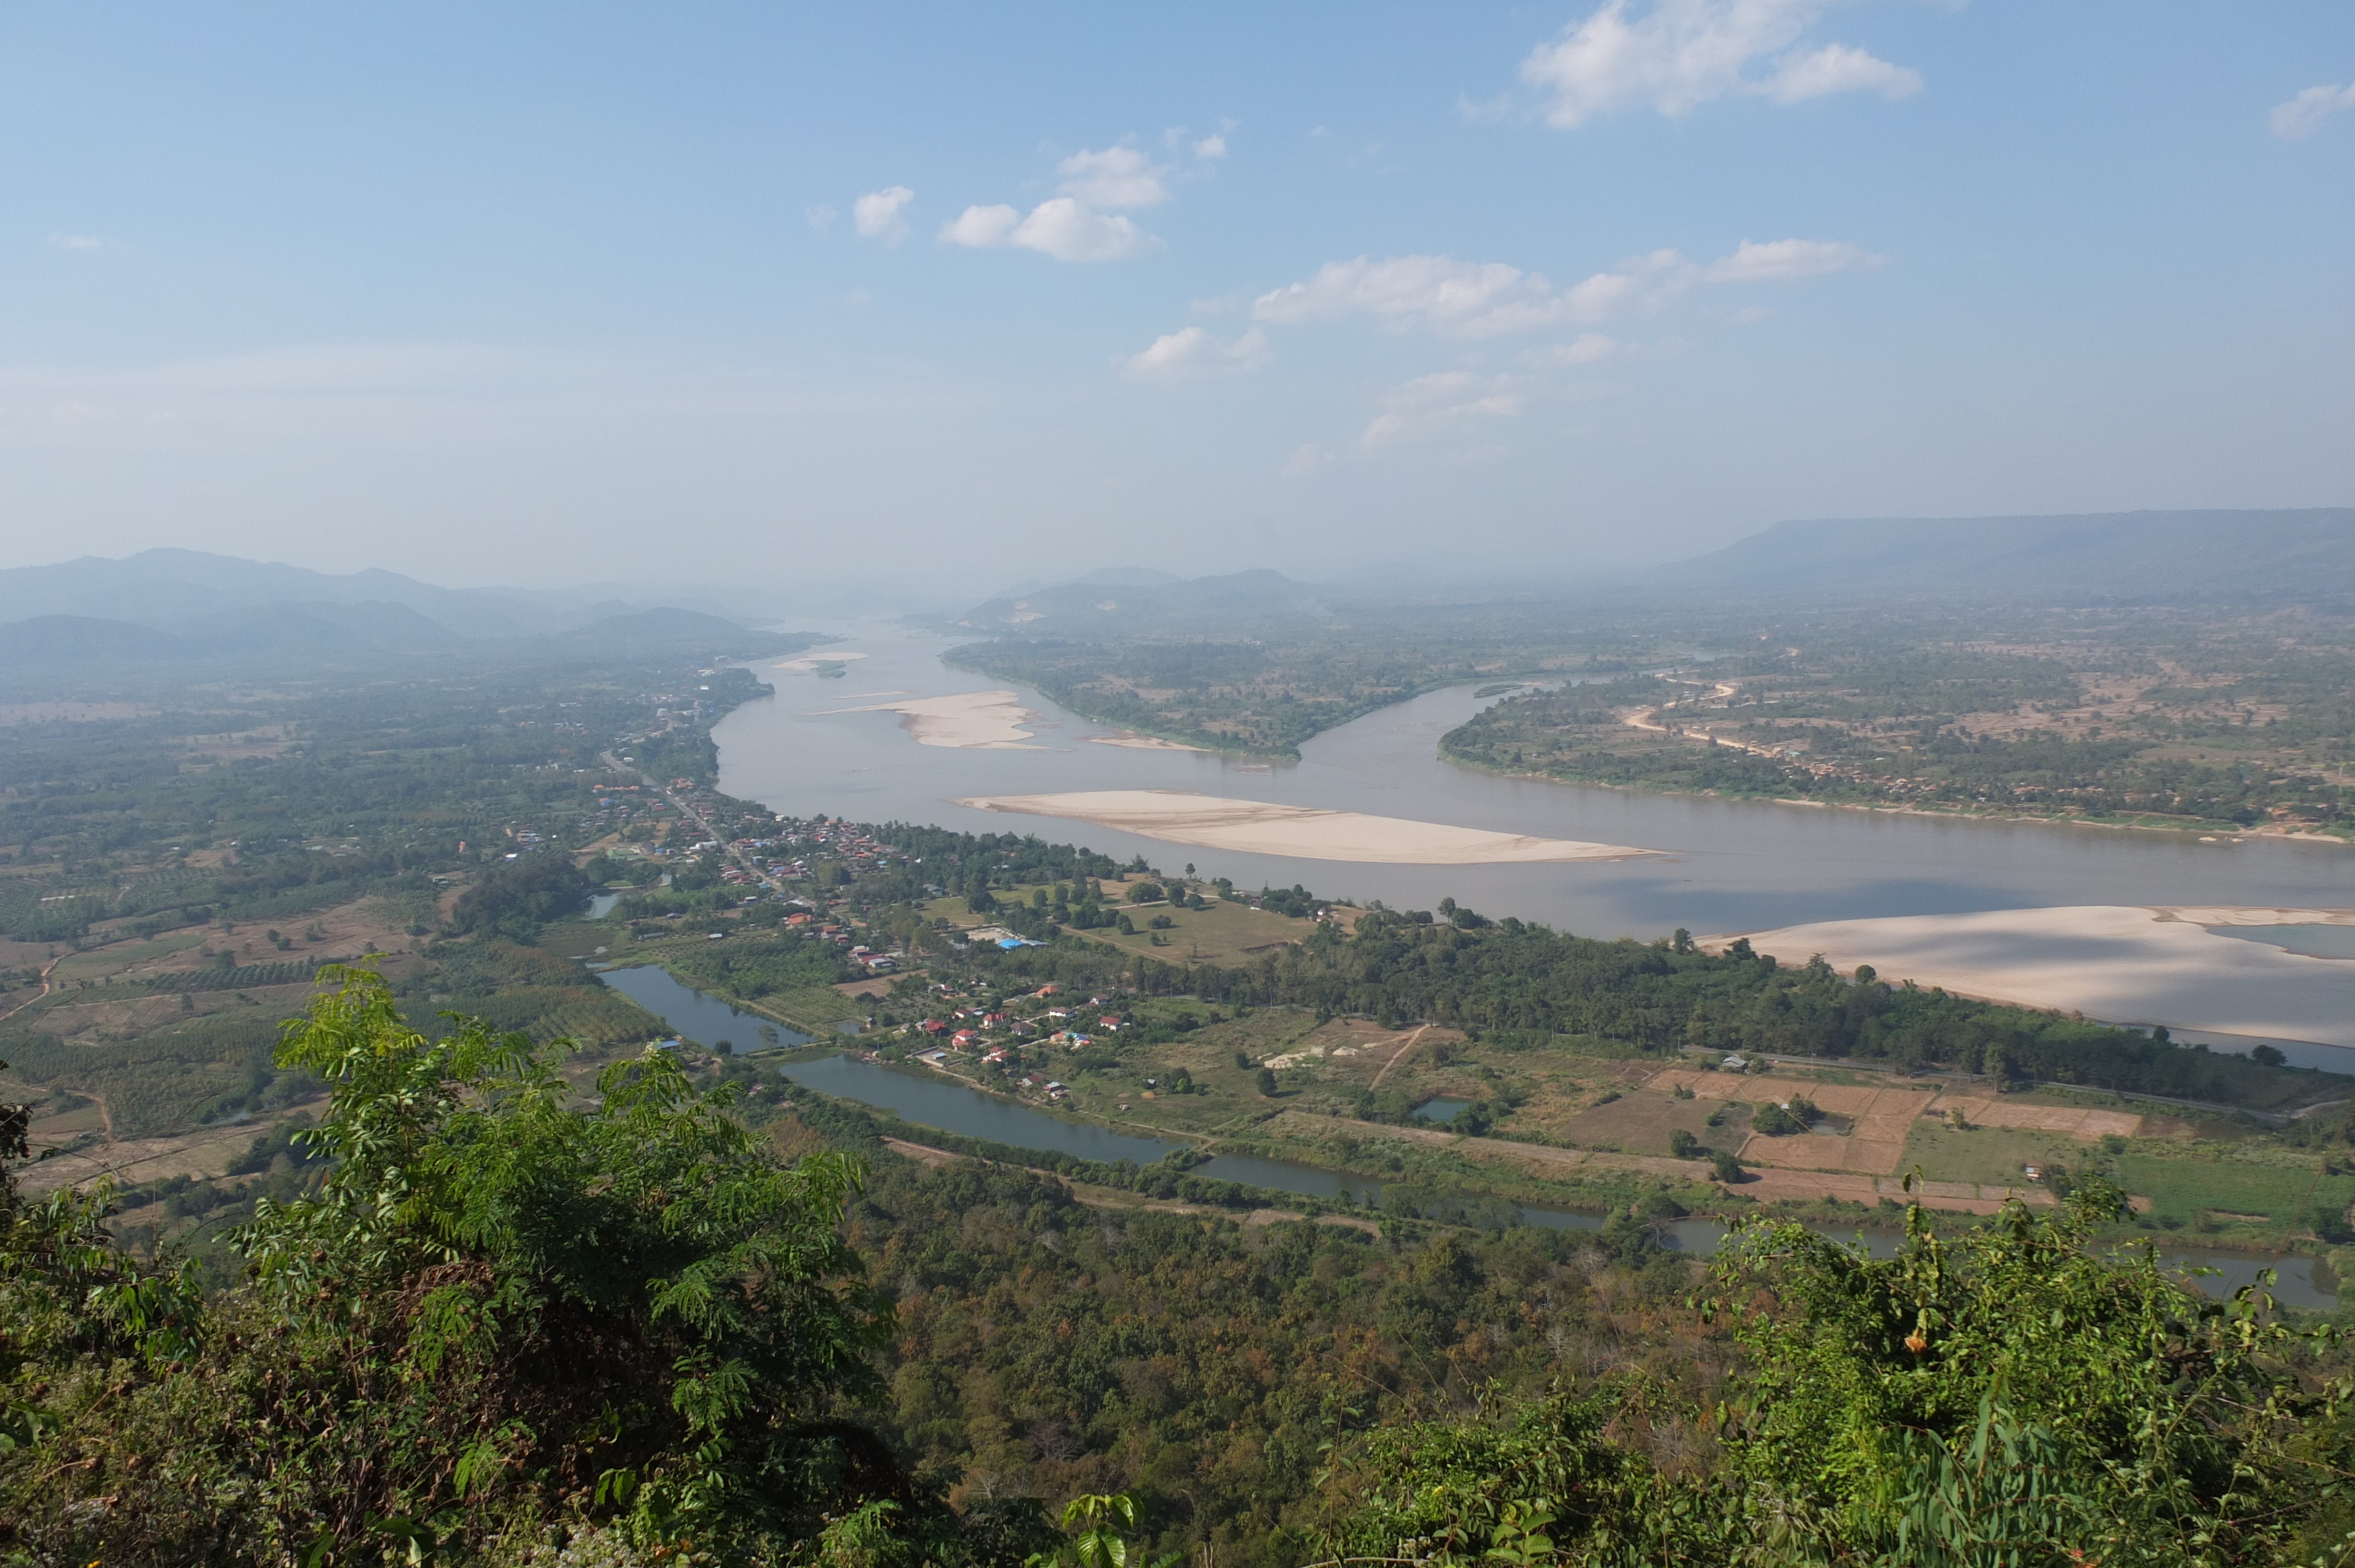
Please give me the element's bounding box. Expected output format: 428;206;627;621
599;964;810;1049
1413;1098;1474;1123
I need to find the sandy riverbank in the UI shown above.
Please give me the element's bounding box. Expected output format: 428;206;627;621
1086;731;1209;752
1720;905;2355;1049
774;650;870;671
952;788;1653;865
816;689;1044;749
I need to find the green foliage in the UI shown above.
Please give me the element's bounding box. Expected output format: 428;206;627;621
1;969;915;1563
1319;1183;2355;1566
1706;1180;2352;1563
970;916;2338;1109
451;854;595;940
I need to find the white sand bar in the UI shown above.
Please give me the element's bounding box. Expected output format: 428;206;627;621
952;789;1652;865
817;690;1044;750
1086;732;1208;752
775;650;870;670
1726;905;2355;1048
2158;906;2355;928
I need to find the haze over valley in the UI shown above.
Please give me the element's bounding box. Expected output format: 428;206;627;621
6;5;2355;1564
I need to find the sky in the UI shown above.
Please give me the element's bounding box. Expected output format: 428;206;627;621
1;1;2351;601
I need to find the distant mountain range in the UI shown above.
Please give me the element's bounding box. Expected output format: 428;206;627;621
955;567;1328;631
1657;508;2355;603
0;549;812;692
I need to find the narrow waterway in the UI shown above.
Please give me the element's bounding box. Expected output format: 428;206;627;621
595;964;2334;1307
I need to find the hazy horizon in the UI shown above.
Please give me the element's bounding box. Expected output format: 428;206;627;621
3;2;2351;593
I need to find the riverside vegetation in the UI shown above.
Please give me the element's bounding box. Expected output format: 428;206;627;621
953;596;2355;835
12;971;2355;1566
13;632;2355;1562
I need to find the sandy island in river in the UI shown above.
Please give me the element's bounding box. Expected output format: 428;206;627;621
816;689;1044;749
775;651;870;671
952;789;1652;865
1719;905;2355;1049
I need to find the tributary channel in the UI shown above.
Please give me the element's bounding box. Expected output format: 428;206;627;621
598;964;2334;1308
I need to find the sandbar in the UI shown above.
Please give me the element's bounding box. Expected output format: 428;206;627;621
1722;905;2355;1048
951;789;1651;865
817;689;1044;750
1086;732;1208;752
775;651;870;671
2157;906;2355;928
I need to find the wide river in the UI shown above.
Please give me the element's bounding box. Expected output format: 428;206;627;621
713;624;2352;1055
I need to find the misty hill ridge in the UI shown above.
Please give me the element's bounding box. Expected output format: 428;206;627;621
960;567;1325;629
0;547;772;636
0;550;819;692
1665;508;2354;600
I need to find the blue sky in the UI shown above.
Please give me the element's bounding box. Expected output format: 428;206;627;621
2;1;2350;597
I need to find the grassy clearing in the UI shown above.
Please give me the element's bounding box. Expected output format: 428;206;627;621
54;931;211;981
2117;1145;2349;1235
917;881;1325;965
1902;1122;2093;1189
752;984;868;1037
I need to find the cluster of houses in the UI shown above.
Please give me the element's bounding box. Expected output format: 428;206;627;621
911;982;1127;1062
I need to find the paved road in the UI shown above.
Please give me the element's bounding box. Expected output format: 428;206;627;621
600;751;780;892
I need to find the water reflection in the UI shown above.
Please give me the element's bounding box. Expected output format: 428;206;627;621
599;964;810;1048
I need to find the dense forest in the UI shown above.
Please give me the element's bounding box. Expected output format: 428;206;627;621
9;971;2354;1566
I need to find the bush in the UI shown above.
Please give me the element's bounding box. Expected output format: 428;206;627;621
0;968;925;1563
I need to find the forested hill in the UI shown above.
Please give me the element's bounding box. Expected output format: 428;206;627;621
1661;507;2355;603
11;971;2355;1566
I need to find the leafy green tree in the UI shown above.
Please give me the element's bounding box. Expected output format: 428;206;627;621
449;853;593;940
2;970;917;1563
1707;1180;2354;1564
1322;1185;2355;1565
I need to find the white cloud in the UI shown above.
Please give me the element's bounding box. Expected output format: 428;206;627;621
1523;333;1621;367
1193;134;1228;160
1011;198;1156;262
1120;325;1271;380
941;204;1023;248
1361;371;1525;450
1763;42;1922;104
1282;443;1336;479
940;198;1156;263
1057;145;1170;209
46;233;103;250
1252;240;1866;339
1252;255;1553;335
806;205;838;234
1518;0;1921;128
1703;237;1878;282
2271;82;2355;141
853;185;916;241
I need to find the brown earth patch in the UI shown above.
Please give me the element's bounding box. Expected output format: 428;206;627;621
1553;1092;1724;1157
1936;1097;2144;1140
1262;1111;2042;1215
15;1102;328;1198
